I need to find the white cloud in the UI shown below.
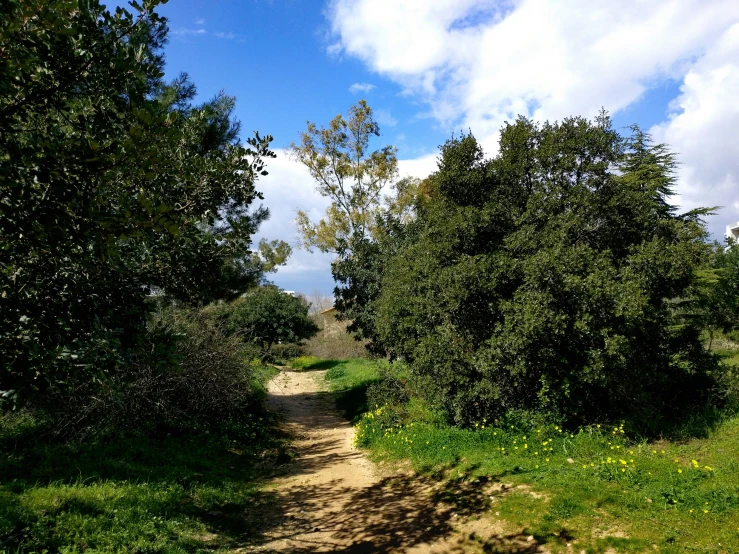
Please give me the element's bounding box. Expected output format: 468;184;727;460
251;149;441;293
215;31;235;40
328;0;739;236
194;18;206;25
398;154;438;181
251;150;335;289
374;109;398;127
651;23;739;237
170;27;207;36
349;82;376;94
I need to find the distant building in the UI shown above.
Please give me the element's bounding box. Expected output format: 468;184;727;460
316;306;344;335
727;222;739;242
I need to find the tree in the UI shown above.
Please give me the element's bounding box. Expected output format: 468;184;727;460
306;289;334;316
224;287;319;361
339;115;716;429
0;0;280;404
290;100;399;253
699;240;739;348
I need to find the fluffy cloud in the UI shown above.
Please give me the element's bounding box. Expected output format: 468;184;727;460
398;153;438;182
252;150;332;279
349;82;376;94
328;0;739;237
651;23;739;236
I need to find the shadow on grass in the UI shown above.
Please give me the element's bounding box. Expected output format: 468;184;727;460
0;410;292;553
335;377;382;422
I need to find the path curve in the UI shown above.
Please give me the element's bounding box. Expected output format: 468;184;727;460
247;367;545;553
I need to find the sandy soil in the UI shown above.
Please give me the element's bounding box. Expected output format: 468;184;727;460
244;367;546;553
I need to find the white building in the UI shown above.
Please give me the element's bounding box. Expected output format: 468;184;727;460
727;222;739;242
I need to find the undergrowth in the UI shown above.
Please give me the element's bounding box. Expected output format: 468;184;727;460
321;358;382;421
0;366;284;554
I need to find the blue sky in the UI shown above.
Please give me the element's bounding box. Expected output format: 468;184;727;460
154;0;739;297
159;0;447;155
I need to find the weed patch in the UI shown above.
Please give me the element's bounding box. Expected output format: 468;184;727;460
288;355;322;370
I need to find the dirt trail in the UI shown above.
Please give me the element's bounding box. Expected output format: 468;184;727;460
247;368;545;553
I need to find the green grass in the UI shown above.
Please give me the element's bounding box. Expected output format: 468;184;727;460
251;363;279;399
322;358;381;422
711;331;739;368
327;357;739;553
288;355;322;370
0;366;286;554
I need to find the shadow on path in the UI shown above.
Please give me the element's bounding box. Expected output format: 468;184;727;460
253;472;545;553
246;367;548;553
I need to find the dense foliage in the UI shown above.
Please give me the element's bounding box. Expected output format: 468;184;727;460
0;0;278;403
46;305;264;439
336;115;718;427
699;241;739;348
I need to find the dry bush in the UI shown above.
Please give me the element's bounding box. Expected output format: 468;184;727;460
305;289;334;315
48;307;260;439
303;314;369;359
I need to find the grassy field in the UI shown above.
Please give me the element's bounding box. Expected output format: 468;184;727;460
0;366;285;554
324;357;739;553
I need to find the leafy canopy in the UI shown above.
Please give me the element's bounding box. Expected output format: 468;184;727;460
0;0;281;403
336;114;716;429
698;240;739;347
218;287;319;361
290;100;399;253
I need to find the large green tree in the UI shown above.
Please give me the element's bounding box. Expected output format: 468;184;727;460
222;286;319;361
0;0;280;403
337;115;716;428
699;240;739;348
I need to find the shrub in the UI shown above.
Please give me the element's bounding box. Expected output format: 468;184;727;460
46;307;261;438
366;363;411;409
223;286;319;362
269;343;305;363
303;325;371;359
325;366;346;379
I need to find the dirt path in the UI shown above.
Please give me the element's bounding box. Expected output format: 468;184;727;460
246;368;545;553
